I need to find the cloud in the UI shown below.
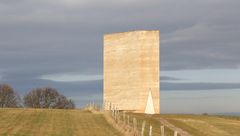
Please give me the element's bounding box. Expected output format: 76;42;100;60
1;0;239;72
0;0;240;110
40;73;102;82
160;76;181;81
162;69;240;83
161;82;240;91
161;21;240;70
161;89;240;113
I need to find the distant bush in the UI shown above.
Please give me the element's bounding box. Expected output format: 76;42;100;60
0;84;21;108
24;87;75;109
202;113;209;116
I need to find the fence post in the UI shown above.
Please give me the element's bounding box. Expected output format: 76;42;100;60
161;125;164;136
149;125;152;136
115;108;117;122
127;115;130;126
115;109;117;122
114;105;116;119
114;107;117;122
117;109;120;123
105;101;107;110
111;107;113;117
133;118;138;135
108;101;110;110
141;120;146;136
109;102;112;111
133;118;137;130
123;112;126;124
174;131;178;136
106;101;108;110
111;103;114;117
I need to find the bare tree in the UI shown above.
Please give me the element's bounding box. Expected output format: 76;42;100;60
0;84;21;108
24;87;75;109
67;99;75;109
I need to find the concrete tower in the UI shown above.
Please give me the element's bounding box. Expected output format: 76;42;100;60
104;30;160;114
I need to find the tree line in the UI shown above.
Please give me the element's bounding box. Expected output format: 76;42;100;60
0;84;75;109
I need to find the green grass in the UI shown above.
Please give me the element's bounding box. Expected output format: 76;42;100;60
0;108;123;136
130;113;240;136
1;109;240;136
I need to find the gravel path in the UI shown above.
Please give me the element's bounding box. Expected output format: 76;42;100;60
159;118;192;136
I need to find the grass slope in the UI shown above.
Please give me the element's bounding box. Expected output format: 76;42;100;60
1;108;239;136
130;113;240;136
0;108;123;136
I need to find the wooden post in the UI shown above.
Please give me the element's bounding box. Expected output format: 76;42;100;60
109;102;111;111
106;101;108;111
112;105;114;117
111;107;113;117
133;118;137;134
123;112;126;124
110;102;112;111
161;125;164;136
117;110;120;123
115;108;117;122
133;118;136;130
141;120;146;136
174;131;178;136
107;101;109;110
119;110;121;122
127;115;130;126
149;125;152;136
115;108;117;121
113;105;115;118
105;101;107;111
117;109;119;117
119;111;121;122
116;108;118;122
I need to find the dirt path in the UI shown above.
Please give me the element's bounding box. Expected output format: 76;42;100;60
159;118;192;136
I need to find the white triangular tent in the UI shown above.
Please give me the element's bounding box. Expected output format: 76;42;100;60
144;91;155;114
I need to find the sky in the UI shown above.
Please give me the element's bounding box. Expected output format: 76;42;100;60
0;0;240;114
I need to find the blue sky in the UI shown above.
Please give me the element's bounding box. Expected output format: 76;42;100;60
0;0;240;113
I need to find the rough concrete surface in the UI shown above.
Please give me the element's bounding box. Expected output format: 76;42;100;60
104;30;160;113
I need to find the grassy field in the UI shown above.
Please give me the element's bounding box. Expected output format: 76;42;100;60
1;109;240;136
0;108;123;136
130;113;240;136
